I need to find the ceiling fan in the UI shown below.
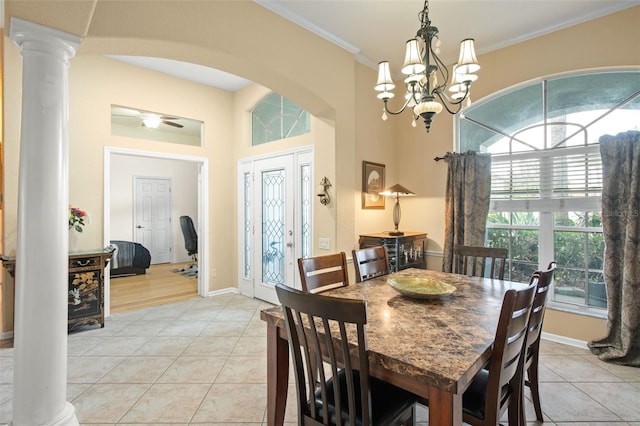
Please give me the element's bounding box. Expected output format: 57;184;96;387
112;106;184;129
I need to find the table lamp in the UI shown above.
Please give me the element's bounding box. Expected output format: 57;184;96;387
379;183;415;236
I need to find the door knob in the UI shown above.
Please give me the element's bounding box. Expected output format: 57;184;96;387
136;225;143;229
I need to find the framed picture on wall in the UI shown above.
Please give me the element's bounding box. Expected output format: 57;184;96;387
362;161;385;209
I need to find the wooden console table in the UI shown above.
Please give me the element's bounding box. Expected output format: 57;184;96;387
1;247;115;332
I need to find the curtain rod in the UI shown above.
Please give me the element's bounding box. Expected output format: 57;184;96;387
434;155;447;162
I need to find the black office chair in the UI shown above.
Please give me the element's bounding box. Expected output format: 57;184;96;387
180;215;198;262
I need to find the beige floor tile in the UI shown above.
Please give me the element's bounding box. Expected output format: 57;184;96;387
112;320;168;337
157;320;210;337
0;385;11;405
82;336;149;357
176;308;222;322
0;367;12;385
538;382;623;422
574;382;640;421
215;309;256;322
182;336;239;356
0;399;12;426
231;336;267;357
132;336;195;356
72;383;150;423
119;383;210;423
243;319;267;337
67;356;124;383
98;356;175;383
200;321;248;337
67;336;105;356
542;355;626;383
157;356;226;384
215;356;266;384
191;383;267;423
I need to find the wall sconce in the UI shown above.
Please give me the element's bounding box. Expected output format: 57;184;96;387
317;177;332;205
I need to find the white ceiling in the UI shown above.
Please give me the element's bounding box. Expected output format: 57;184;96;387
110;0;639;92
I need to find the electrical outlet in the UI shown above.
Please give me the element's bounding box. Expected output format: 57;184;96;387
211;268;217;278
319;238;331;250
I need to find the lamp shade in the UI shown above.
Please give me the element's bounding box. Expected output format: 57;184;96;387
401;39;425;75
379;183;415;197
455;38;480;75
375;61;395;92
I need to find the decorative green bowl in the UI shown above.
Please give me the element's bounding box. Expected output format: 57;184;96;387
387;277;456;299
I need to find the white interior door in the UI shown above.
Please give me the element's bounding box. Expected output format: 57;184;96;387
134;176;172;264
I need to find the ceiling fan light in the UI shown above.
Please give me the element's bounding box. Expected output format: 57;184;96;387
401;39;425;75
375;62;395;92
142;117;161;128
456;38;480;74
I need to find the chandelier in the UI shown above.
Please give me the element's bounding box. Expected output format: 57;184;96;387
374;0;480;132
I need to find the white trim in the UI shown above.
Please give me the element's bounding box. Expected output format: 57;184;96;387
541;331;589;350
253;1;360;56
207;287;240;298
104;147;209;317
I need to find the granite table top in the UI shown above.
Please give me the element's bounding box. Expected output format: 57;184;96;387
260;268;527;394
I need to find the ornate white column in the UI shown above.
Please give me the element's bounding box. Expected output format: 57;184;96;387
9;18;80;426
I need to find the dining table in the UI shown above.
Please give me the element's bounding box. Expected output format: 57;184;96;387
260;267;527;426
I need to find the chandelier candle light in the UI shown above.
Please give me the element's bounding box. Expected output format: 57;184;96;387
374;0;480;132
380;184;415;236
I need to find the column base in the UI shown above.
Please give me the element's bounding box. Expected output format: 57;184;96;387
11;402;79;426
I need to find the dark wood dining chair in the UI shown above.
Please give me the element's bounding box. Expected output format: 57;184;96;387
462;277;537;426
298;252;350;294
275;283;417;426
453;245;508;280
522;261;556;423
352;246;390;283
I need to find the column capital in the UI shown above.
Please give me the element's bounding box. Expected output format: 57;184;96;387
9;17;81;60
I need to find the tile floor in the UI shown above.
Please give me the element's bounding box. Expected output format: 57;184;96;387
0;293;639;425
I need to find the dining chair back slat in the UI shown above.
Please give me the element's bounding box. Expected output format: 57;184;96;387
298;252;350;294
453;245;508;280
352;246;390;283
275;283;417;426
522;261;557;423
462;277;537;426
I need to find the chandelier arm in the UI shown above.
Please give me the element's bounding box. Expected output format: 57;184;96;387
382;97;414;116
434;91;463;115
437;85;470;107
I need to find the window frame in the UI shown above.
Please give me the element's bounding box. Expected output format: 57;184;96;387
456;68;640;317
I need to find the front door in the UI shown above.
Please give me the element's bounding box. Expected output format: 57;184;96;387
250;151;312;304
134;176;172;264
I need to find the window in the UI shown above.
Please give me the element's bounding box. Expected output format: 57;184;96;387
458;70;640;311
252;93;310;146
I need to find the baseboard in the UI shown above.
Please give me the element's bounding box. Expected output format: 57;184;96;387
1;331;14;340
541;331;588;349
207;287;239;298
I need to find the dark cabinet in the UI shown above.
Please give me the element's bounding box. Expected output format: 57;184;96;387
2;247;114;332
358;232;427;272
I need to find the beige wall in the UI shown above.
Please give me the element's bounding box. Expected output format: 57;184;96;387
2;3;639;341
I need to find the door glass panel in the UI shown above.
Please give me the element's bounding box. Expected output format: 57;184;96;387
262;169;286;285
243;172;252;278
300;164;312;259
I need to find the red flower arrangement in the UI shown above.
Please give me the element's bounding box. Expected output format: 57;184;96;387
69;205;89;232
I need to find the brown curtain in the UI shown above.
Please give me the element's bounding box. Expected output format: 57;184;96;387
442;151;492;273
588;130;640;367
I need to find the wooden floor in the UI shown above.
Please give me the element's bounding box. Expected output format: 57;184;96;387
109;261;198;314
